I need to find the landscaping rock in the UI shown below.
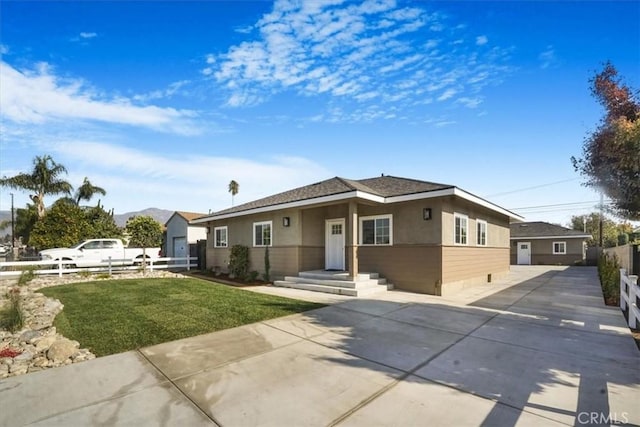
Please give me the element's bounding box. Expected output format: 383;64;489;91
19;330;41;343
47;339;78;363
14;350;34;363
34;335;57;351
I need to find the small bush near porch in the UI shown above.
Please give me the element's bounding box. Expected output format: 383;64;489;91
40;278;324;356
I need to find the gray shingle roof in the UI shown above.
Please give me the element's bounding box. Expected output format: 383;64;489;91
510;222;591;238
212;175;453;217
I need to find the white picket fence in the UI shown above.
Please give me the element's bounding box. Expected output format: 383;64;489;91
620;268;640;329
0;256;198;278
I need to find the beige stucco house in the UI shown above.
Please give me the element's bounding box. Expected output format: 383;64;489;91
193;176;522;296
510;222;591;265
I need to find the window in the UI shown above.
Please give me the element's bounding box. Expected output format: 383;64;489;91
253;221;272;247
331;224;342;235
214;226;228;248
359;215;392;245
553;241;566;254
454;213;468;245
476;220;487;246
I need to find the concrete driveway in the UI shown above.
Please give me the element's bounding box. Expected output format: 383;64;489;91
1;266;638;426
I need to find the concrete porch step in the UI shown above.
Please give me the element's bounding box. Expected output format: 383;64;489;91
298;271;379;281
282;276;387;289
273;270;392;297
273;280;389;297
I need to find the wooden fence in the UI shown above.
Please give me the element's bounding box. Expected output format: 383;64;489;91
620;268;640;329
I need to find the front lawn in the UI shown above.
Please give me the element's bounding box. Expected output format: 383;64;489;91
40;278;324;356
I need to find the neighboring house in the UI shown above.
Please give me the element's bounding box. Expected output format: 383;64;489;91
193;175;522;296
164;211;207;258
510;222;591;265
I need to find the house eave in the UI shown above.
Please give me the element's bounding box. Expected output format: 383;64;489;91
192;186;521;223
510;235;592;240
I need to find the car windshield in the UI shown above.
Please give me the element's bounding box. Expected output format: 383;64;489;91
70;241;86;249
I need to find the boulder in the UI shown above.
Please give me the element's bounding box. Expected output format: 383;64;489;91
47;339;79;363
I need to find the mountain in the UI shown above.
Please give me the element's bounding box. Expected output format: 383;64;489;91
113;208;175;227
0;208;175;229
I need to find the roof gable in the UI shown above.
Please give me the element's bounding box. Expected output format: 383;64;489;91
510;222;591;239
165;211;208;226
193;175;520;222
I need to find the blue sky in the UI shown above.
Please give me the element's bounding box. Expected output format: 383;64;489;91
1;0;638;226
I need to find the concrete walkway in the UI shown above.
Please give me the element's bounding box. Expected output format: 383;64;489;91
1;266;638;426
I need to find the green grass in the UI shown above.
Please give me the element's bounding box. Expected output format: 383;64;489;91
40;278;324;356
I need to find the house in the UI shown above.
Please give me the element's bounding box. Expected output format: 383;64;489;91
510;222;591;265
164;211;207;258
193;175;522;296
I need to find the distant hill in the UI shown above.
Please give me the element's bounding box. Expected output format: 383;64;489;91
113;208;174;227
0;208;175;229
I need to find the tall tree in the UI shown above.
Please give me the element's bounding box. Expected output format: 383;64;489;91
228;180;239;206
125;215;163;272
0;155;73;218
74;177;106;205
569;213;618;248
572;62;640;220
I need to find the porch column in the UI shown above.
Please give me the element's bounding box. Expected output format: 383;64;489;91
347;201;359;280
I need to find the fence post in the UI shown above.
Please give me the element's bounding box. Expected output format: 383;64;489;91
108;256;112;275
58;258;63;278
629;275;638;329
150;259;154;272
620;268;627;311
187;257;191;271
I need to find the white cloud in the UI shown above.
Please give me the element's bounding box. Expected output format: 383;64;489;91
80;32;97;39
209;0;512;121
49;141;332;213
437;88;457;101
0;44;9;55
0;61;200;135
476;35;488;46
133;80;191;102
539;45;557;69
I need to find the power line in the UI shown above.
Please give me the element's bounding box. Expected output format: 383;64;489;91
486;178;580;198
509;200;611;210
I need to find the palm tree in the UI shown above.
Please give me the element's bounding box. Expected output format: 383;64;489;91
228;180;239;206
0;155;72;218
75;177;107;205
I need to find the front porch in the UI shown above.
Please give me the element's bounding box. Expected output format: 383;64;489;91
273;270;392;297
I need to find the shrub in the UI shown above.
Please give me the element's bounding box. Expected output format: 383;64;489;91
263;246;271;282
248;270;260;282
618;233;629;246
17;266;37;286
77;270;92;279
0;289;24;332
229;245;249;280
597;253;620;305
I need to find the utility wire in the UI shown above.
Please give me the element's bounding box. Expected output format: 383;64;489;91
486;178;580;198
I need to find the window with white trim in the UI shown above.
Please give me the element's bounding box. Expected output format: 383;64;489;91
359;215;392;245
253;221;272;247
454;213;468;245
476;220;487;246
214;226;228;248
552;241;566;254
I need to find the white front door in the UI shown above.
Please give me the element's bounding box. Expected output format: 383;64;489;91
517;242;531;265
325;219;345;270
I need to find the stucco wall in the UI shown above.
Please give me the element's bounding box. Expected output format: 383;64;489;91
441;197;510;247
510;238;586;265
